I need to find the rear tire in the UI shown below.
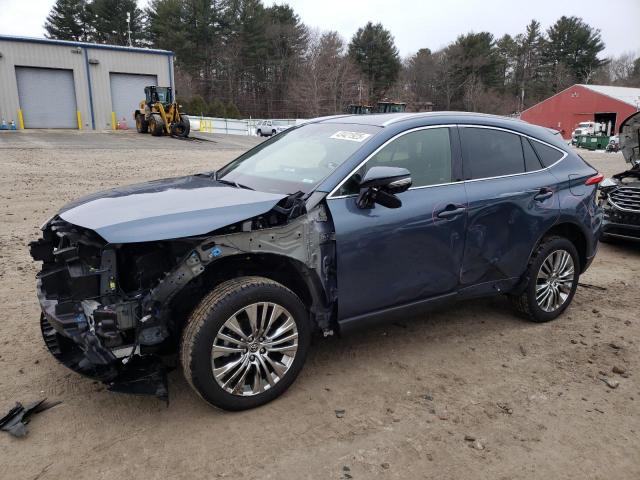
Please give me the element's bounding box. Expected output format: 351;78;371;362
135;114;148;133
180;276;311;411
149;114;165;136
510;236;580;322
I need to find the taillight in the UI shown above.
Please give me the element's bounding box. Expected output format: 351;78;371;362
585;173;604;185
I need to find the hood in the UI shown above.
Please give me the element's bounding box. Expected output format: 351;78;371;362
57;175;287;243
620;111;640;165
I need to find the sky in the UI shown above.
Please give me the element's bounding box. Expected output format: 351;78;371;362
0;0;638;58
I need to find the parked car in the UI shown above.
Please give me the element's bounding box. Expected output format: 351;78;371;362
605;135;620;153
599;112;640;241
255;120;290;137
30;112;603;410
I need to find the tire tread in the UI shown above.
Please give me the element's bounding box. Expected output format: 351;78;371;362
180;276;300;405
510;235;569;322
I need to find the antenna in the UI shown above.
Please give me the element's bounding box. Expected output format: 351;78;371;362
126;12;132;47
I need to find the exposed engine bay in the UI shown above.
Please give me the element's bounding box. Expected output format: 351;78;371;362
29;190;337;400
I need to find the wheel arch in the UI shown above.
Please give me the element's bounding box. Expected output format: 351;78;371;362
167;252;331;334
533;221;589;272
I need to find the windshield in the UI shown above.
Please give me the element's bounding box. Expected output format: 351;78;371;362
217;123;381;194
155;88;171;103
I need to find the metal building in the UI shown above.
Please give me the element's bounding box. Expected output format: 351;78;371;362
521;84;640;140
0;35;174;130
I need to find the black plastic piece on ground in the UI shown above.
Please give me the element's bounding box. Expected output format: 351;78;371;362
0;399;62;437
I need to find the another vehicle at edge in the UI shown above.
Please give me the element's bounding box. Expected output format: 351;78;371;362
29;112;603;410
255;120;290;137
571;121;598;144
599;111;640;241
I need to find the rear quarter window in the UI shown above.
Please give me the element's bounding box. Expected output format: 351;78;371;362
530;140;564;167
522;137;543;171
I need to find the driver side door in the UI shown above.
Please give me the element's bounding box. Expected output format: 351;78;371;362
326;126;468;323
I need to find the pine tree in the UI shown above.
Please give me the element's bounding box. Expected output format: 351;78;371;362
90;0;145;46
44;0;90;41
146;0;186;52
544;16;606;87
348;22;401;101
513;20;545;109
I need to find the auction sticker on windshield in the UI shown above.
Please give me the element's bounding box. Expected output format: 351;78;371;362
330;131;372;142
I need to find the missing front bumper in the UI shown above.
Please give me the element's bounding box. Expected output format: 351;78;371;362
39;311;169;400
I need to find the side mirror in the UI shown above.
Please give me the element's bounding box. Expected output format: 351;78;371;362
356;166;412;209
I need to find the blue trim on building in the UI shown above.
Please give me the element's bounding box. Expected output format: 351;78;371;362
83;48;96;129
0;35;173;56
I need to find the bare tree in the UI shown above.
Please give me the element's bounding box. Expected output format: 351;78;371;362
290;30;360;116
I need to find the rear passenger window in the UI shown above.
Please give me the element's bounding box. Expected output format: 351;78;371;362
522;137;543;171
530;140;564;167
460;127;525;179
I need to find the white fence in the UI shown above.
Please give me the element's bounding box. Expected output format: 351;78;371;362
188;116;301;136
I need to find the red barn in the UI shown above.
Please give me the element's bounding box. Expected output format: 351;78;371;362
521;84;640;140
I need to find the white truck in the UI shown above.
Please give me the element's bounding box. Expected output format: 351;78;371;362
571;121;611;144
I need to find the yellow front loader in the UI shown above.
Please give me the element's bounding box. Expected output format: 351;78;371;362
134;86;190;137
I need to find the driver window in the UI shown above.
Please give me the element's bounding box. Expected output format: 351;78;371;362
337;127;452;196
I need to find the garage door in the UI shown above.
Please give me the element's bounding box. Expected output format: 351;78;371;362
16;67;78;129
110;73;157;129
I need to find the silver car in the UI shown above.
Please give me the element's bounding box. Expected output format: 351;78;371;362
255;120;290;137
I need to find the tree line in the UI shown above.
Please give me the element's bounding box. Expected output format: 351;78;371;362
45;0;640;118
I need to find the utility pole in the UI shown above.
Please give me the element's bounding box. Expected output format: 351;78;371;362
126;12;132;47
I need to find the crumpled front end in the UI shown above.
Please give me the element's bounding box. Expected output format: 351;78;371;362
30;217;171;398
29;195;336;400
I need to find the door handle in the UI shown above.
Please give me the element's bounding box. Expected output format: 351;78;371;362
436;205;466;219
534;188;553;201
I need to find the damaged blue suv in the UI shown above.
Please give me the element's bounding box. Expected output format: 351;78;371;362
30;112;602;410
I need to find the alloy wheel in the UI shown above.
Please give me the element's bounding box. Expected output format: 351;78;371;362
535;249;575;312
211;302;299;396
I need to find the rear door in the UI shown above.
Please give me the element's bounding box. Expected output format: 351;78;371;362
327;126;468;320
459;126;560;288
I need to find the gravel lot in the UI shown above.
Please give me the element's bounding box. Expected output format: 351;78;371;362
0;131;638;479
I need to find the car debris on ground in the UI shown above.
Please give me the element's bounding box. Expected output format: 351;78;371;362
0;399;61;438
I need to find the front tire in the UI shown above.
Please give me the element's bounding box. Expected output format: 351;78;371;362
149;114;165;136
171;115;190;138
256;129;262;137
510;236;579;322
180;277;311;410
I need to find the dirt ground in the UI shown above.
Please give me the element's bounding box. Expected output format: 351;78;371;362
0;131;638;480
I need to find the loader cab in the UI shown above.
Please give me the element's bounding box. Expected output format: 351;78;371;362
346;104;374;115
376;101;406;113
145;86;173;106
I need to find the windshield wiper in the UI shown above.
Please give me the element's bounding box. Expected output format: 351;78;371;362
216;178;254;191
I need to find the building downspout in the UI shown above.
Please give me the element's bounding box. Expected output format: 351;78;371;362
167;55;174;91
83;47;96;130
